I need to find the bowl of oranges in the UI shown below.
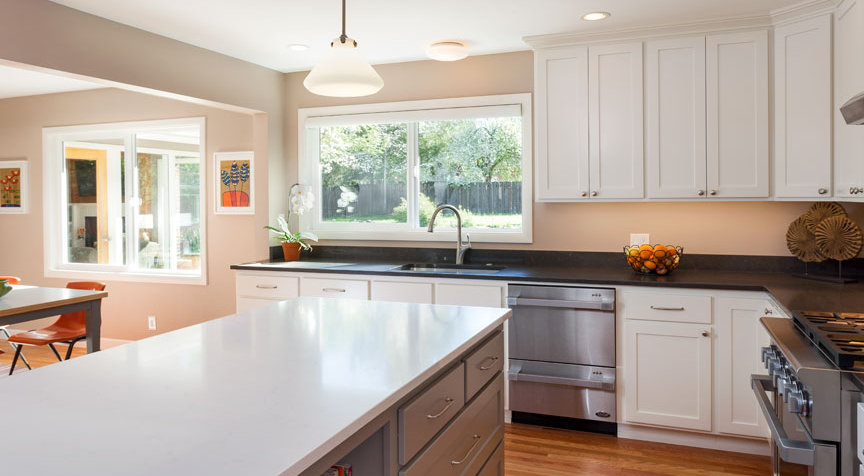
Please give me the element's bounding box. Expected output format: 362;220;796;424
624;244;683;275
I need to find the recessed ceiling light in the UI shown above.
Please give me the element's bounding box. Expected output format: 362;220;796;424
426;41;469;62
582;11;611;21
287;43;309;52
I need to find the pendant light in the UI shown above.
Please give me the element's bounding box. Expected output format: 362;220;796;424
303;0;383;97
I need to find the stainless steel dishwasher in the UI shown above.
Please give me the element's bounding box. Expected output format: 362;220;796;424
507;284;617;433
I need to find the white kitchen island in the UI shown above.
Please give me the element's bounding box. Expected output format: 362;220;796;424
0;297;510;476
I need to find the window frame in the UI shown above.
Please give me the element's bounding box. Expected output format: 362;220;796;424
298;94;533;243
42;117;208;285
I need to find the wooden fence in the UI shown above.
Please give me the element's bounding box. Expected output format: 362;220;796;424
321;181;522;219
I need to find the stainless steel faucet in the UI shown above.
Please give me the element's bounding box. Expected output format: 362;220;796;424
427;204;471;264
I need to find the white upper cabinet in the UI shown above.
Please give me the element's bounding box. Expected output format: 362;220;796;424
706;31;770;198
534;47;590;201
834;0;864;199
588;42;644;199
774;15;834;199
646;36;708;199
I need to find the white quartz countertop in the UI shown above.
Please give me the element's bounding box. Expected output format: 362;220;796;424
0;297;510;475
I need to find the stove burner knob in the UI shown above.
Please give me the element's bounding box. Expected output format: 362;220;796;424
777;377;789;400
761;347;776;366
787;388;804;413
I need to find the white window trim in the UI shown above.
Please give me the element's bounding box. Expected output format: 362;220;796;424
42;117;208;285
298;94;533;243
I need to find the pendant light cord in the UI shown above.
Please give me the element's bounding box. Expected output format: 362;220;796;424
339;0;348;44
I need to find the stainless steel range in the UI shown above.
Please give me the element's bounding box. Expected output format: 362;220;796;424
754;312;864;476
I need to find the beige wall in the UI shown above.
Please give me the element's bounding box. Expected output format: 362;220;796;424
0;88;263;340
286;51;864;256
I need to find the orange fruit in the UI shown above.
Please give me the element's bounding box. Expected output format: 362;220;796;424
639;250;652;259
629;249;639;257
639;244;652;252
653;244;667;253
656;267;668;275
667;247;678;256
643;260;657;270
654;249;666;259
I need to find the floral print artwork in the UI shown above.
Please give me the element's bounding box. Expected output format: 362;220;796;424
0;167;22;208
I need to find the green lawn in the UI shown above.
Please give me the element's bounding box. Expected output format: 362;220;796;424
323;213;522;229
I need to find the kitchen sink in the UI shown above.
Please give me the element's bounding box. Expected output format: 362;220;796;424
392;263;505;274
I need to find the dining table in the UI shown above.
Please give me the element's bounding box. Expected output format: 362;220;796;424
0;285;108;353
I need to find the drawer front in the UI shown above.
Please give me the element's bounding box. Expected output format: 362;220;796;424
464;332;504;401
399;364;466;465
477;442;503;476
236;274;299;299
436;283;503;307
400;376;504;476
371;281;434;304
622;292;712;324
300;277;369;300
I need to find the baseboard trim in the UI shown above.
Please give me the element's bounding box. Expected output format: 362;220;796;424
617;423;770;456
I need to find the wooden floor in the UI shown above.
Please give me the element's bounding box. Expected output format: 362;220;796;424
0;339;87;372
505;423;771;476
0;342;772;475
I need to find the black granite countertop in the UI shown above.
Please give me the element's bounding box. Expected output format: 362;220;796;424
231;247;864;315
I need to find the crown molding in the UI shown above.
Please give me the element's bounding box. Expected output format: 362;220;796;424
523;0;842;49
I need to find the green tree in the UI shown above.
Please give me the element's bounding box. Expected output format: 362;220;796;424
319;123;407;188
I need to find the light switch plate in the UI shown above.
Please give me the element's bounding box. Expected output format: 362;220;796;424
630;233;650;246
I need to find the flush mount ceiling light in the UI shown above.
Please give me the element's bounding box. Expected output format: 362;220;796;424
303;0;383;97
426;41;469;62
582;11;611;21
287;43;310;52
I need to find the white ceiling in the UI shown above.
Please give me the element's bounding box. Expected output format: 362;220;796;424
0;64;103;99
49;0;802;73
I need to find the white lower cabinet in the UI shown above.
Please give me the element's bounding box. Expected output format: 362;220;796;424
714;297;772;438
436;283;505;307
300;277;370;300
623;320;713;431
371;281;434;304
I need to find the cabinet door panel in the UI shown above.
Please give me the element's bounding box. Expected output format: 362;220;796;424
623;320;712;431
535;47;590;200
589;42;644;199
835;0;864;198
774;15;833;198
371;281;434;304
435;283;504;307
715;298;771;438
707;31;769;198
646;36;707;199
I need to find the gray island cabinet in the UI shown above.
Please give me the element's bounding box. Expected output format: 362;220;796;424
0;297;509;476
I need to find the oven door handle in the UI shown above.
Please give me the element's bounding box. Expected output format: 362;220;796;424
506;297;614;311
508;368;615;391
751;374;816;466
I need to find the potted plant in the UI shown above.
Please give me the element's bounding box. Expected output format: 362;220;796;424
265;215;318;262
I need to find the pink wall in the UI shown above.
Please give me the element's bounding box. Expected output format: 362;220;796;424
285;51;864;256
0;88;265;340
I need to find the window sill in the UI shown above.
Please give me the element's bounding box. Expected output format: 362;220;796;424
44;268;207;286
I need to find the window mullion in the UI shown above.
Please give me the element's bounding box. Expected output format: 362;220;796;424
407;122;419;229
126;134;138;272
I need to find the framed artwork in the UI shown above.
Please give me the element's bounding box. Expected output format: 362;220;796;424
214;151;254;215
0;160;27;214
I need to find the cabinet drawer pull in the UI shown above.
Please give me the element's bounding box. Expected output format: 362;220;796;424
425;397;455;419
255;284;278;289
650;305;685;311
322;288;346;293
702;330;711;337
450;434;482;465
478;356;499;371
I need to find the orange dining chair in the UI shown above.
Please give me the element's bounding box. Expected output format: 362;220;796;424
0;276;27;368
7;281;106;375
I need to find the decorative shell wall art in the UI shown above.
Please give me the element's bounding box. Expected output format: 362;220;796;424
802;202;846;232
786;217;824;262
812;215;864;261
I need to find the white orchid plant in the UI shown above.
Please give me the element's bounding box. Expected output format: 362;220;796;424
265;215;318;251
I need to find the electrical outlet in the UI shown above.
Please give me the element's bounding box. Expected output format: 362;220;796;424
147;315;157;330
630;233;650;246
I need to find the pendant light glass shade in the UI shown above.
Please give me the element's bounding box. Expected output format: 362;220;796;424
303;38;383;97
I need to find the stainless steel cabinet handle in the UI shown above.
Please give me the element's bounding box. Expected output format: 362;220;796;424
450;434;482;465
508;368;616;391
697;190;706;196
709;190;717;196
581;191;588;197
650;305;685;311
425;397;455;419
764;308;773;315
507;297;614;311
591;191;598;197
255;284;278;289
818;188;828;195
322;288;346;293
478;356;499;371
701;330;710;337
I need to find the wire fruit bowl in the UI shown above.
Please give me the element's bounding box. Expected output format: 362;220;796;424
624;244;683;275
